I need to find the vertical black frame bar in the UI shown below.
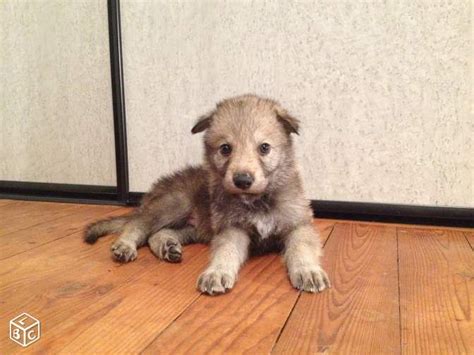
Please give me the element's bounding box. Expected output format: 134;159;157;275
0;0;128;205
107;0;129;203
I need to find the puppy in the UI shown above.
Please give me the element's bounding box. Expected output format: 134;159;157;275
84;94;330;295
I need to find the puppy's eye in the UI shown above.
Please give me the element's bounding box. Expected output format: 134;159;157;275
219;144;232;156
259;143;271;155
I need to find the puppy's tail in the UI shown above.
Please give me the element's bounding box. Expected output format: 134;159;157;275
84;215;133;244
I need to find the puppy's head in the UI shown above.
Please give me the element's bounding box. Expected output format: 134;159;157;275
192;94;299;196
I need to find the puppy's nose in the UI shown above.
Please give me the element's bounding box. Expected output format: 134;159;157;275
233;172;254;190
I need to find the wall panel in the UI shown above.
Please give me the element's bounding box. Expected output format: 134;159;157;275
0;0;116;185
122;0;472;207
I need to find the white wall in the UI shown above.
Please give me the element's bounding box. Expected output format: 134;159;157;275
122;0;473;207
1;1;471;207
0;0;116;185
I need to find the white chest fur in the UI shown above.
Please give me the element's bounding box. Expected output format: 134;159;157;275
252;213;277;239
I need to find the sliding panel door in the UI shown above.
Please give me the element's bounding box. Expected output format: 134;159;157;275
0;0;116;186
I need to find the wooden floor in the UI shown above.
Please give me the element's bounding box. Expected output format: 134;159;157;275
0;200;472;354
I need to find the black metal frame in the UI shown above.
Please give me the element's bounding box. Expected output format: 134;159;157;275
107;0;129;203
0;0;472;228
0;0;130;205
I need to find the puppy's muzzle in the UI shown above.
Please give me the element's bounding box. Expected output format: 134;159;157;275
233;172;254;190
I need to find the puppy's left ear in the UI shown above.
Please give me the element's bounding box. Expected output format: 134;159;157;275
191;111;214;134
275;106;300;135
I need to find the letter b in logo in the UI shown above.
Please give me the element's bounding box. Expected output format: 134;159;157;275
12;328;21;340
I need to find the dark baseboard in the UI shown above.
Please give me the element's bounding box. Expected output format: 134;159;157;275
128;192;144;205
0;181;123;206
1;183;472;228
311;200;473;228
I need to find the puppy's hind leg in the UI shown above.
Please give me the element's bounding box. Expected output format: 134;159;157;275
111;217;151;263
84;215;131;244
148;226;196;263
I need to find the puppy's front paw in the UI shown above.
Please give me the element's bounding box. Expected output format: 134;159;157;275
111;240;137;263
197;270;235;295
289;267;331;293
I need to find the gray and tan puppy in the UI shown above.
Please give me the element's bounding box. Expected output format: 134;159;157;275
85;94;330;295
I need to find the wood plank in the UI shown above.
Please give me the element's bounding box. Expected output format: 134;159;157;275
0;198;16;207
0;201;82;236
0;209;132;299
315;217;474;233
273;223;400;354
0;230;207;353
0;200;76;221
142;255;295;354
142;224;335;354
0;222;143;311
19;246;206;353
398;227;474;354
465;231;474;250
1;205;128;259
57;245;208;353
313;219;335;245
5;203;471;354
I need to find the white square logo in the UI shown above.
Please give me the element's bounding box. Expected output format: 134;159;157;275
9;313;41;347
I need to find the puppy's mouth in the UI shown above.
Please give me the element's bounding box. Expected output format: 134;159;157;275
224;188;263;196
238;192;262;201
223;184;268;196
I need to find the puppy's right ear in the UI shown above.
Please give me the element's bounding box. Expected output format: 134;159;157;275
275;106;300;135
191;111;214;134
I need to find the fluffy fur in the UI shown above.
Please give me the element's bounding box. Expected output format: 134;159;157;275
84;94;330;295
